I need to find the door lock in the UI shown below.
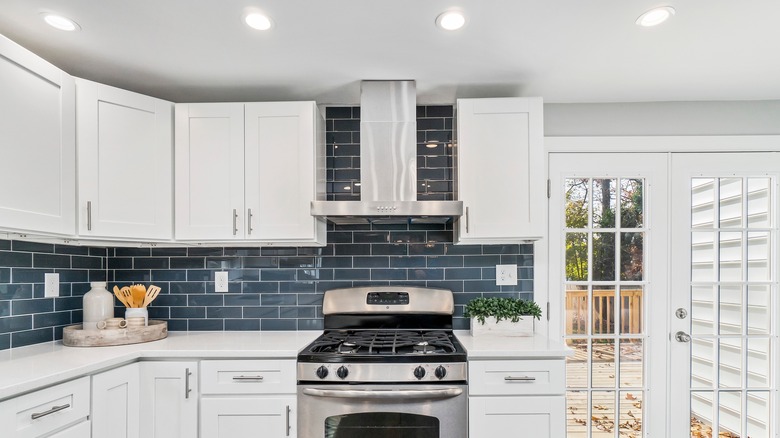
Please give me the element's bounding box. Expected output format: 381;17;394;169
675;308;688;319
675;331;691;343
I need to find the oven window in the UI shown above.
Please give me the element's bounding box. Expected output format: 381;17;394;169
325;412;439;438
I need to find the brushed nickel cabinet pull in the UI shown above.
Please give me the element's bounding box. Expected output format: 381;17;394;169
31;403;70;420
87;201;92;231
247;208;253;235
185;368;193;399
286;405;291;436
465;206;470;233
232;375;264;381
232;209;238;236
504;376;536;382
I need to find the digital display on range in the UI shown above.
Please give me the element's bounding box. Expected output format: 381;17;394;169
366;292;409;305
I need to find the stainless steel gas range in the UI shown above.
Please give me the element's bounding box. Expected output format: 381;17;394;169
297;286;468;438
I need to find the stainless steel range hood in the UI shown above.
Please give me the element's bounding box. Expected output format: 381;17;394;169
311;81;463;223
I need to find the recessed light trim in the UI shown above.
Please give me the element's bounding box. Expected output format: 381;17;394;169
636;6;675;27
436;10;466;31
244;12;273;31
41;13;80;31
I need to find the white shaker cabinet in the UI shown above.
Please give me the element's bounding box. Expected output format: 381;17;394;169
455;97;544;244
200;359;297;437
91;362;140;438
76;79;173;240
175;101;325;245
0;34;76;236
139;361;198;438
0;376;90;438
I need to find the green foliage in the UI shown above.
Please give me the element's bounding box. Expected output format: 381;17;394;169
464;297;542;324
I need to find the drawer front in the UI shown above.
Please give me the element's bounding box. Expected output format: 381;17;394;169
469;360;565;396
0;376;90;438
201;360;296;395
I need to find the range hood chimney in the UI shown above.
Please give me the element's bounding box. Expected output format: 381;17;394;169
311;80;463;223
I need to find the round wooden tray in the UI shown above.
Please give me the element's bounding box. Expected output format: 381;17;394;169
63;320;167;347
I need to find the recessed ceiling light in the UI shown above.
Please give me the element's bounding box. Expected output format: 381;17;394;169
244;12;273;31
41;13;80;31
436;10;466;31
635;6;675;27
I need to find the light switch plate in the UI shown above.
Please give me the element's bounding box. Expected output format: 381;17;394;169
495;264;518;286
44;273;60;297
215;271;229;292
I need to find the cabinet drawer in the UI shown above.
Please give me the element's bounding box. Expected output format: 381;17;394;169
201;360;296;395
469;360;565;396
0;376;90;438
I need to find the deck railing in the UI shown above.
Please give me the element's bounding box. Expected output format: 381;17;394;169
565;288;642;334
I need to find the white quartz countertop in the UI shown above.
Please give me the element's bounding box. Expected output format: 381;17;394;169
0;330;571;401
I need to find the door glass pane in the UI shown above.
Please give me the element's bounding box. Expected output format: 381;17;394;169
691;178;716;229
566;391;588;435
718;338;742;389
747;284;771;335
591;391;616;437
592;338;616;388
620;178;644;228
746;338;770;388
324;413;439;438
719;391;742;437
718;285;742;335
593;179;616;228
691;232;716;282
619;390;643;437
746;391;770;437
566;284;588;335
619;286;643;335
690;285;716;335
747;178;770;228
619;339;643;388
719;178;743;228
593;232;616;281
690;338;715;389
620;232;644;281
566;233;589;281
747;231;770;281
690;391;715;437
719;232;743;282
566;178;589;228
566;339;588;388
592;285;615;335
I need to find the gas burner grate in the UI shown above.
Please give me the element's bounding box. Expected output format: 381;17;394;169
307;330;456;356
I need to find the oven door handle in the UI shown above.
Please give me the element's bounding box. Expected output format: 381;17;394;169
302;387;463;400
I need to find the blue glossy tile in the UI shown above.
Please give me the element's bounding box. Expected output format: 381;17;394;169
55;297;82;311
109;257;133;269
261;247;297;256
297;269;333;281
261;294;297;306
224;294;260;306
55;269;89;283
297;319;324;331
243;306;280;319
225;319;260;330
171;307;205;319
189;319;223;331
0;284;33;299
169;282;206;294
115;247;151;257
188;295;223;307
170;257;205;269
261;319;296;331
334;244;370;256
463;280;499;292
409;269;444;281
0;268;11;283
0;240;10;250
33;311;71;328
147;307;170;319
152;248;187;256
409;243;445;256
207;307;242;318
0;301;9;317
427;256;464;268
153;294;188;307
242;282;280;293
260;269;296;281
33;254;71;269
0;251;33;267
113;270;151;282
12;241;54;253
371;244;407;256
444;244;482;256
279;282;316;293
228;269;259;282
0;333;9;350
426;280;464;292
318;257;352;268
12;328;53;347
206;257;241;269
389;256;425;268
482;245;521;255
12;298;53;315
353;257;389;268
333;269;370;281
186;270;211;281
152;269;187;282
89;270;108;282
189;247;225;256
444;268;482;280
0;315;33;333
72;256;102;269
296;294;323;306
242;257;278;268
135;258;170;269
279;257;315;269
167;319;188;331
371;269;407;281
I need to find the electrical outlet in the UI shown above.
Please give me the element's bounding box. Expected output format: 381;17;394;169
215;271;229;292
495;264;518;286
45;273;60;297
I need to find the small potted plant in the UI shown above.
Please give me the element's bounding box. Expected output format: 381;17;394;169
464;296;542;337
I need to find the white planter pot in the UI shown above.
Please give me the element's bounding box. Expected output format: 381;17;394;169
470;316;535;337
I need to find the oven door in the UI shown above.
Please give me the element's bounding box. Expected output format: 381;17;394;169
298;383;467;438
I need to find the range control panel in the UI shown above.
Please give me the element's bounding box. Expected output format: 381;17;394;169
366;292;410;305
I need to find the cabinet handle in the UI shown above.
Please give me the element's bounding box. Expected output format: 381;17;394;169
232;209;238;236
247;208;253;235
232;375;264;381
465;206;469;233
185;368;193;399
31;403;70;420
504;376;536;382
286;405;291;436
87;201;92;231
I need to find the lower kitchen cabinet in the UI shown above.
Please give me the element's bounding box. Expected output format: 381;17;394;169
201;397;295;437
468;358;566;438
92;362;140;438
139;361;198;438
0;376;90;438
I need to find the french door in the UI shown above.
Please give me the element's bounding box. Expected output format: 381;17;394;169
670;153;780;437
549;153;669;437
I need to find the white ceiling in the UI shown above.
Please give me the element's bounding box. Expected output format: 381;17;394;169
1;0;779;105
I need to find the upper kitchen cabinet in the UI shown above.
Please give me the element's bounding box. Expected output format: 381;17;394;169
0;35;76;236
454;97;544;244
175;101;325;245
76;79;173;241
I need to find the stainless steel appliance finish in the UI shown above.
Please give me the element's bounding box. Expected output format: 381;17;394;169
297;285;467;438
310;80;463;222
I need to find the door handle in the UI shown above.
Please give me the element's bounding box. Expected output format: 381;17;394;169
675;331;691;343
31;404;70;420
303;387;462;400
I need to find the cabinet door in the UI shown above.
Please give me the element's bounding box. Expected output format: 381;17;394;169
175;103;244;240
0;35;76;236
469;396;565;438
0;376;89;438
455;97;544;244
92;362;140;438
76;78;173;240
48;420;90;438
245;101;325;245
201;396;295;438
139;361;198;438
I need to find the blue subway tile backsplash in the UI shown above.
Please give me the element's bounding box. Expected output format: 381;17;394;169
0;105;535;351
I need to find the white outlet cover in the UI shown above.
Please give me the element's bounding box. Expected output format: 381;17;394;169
215;271;229;292
495;264;518;286
44;273;60;297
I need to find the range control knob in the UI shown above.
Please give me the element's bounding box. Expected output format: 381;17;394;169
316;366;329;379
435;365;447;380
336;366;349;379
413;366;426;380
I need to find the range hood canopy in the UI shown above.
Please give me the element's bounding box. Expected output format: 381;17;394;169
311;80;463;223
